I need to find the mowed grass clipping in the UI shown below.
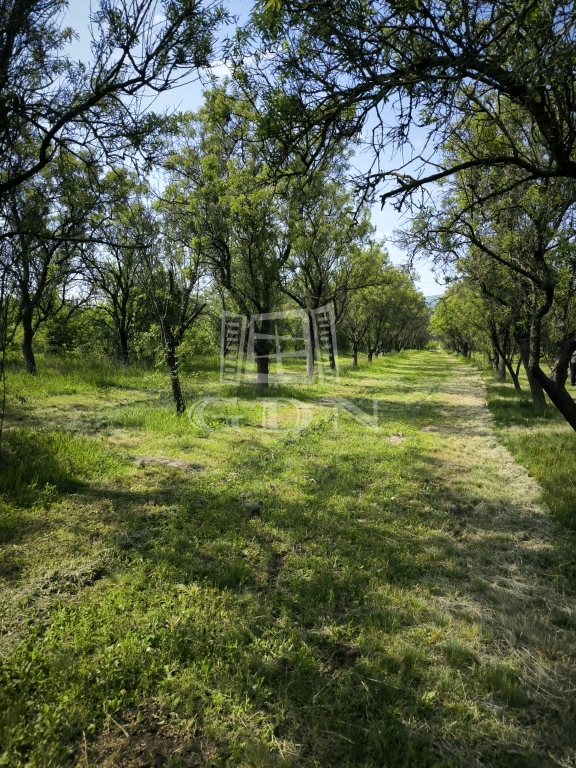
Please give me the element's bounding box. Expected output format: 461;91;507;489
481;359;576;533
0;351;575;767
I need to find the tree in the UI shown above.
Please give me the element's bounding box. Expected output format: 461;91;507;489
142;209;207;415
0;242;19;450
4;155;96;372
83;170;150;366
0;0;227;203
246;1;576;207
340;292;369;368
430;282;487;355
164;85;293;387
341;261;430;363
484;299;521;390
364;271;430;359
477;259;544;400
402;138;576;415
338;243;393;367
0;1;227;372
281;165;376;374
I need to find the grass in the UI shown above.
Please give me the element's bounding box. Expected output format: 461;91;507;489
475;356;576;533
0;351;575;767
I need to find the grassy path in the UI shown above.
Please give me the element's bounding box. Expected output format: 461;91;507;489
0;351;575;767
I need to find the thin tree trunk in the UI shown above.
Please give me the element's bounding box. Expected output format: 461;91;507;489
21;308;37;374
352;344;358;368
491;346;499;374
497;353;506;380
504;357;521;392
166;345;185;415
119;326;130;367
328;330;336;370
307;312;315;380
491;326;520;390
254;317;271;389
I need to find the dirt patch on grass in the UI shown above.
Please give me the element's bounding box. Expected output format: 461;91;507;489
83;709;216;767
131;456;204;471
266;550;288;584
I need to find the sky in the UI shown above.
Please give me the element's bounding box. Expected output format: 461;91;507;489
63;0;445;297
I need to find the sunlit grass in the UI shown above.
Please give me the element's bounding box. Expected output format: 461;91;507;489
0;350;574;767
477;356;576;530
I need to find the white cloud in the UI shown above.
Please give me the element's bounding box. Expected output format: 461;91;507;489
207;60;232;78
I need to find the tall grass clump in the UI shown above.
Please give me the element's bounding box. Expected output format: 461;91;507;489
0;428;124;501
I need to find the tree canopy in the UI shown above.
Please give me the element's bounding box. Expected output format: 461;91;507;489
243;0;576;207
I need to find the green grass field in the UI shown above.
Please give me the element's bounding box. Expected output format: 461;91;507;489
0;351;575;767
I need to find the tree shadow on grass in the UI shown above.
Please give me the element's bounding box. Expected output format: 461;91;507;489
109;444;573;768
0;471;440;767
2;411;575;766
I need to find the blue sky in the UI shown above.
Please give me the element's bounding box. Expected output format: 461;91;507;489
63;0;445;296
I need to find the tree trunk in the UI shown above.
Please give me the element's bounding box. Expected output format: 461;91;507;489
307;312;315;380
119;326;130;367
529;335;576;430
256;355;270;389
352;344;358;368
504;357;522;392
367;349;373;362
491;347;499;374
254;317;271;389
491;326;520;390
328;330;336;370
497;353;506;381
532;365;576;430
21;309;37;374
166;345;185;415
516;330;546;407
